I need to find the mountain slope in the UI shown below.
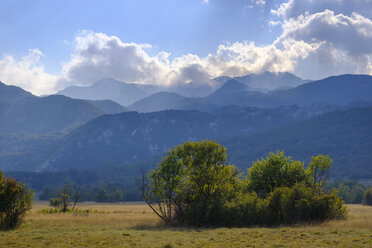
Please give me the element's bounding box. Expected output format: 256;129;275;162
0;81;119;135
270;74;372;106
0;104;340;171
128;92;191;112
223;107;372;179
86;100;126;114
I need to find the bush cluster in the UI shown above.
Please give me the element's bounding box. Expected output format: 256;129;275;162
142;140;347;227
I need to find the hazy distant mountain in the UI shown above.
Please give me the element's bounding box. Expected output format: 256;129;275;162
170;81;220;97
234;71;308;92
214;76;232;84
208;79;250;96
0;104;340;171
129;92;188;112
223;107;372;180
86;100;127;114
57;78;149;106
130;74;372;112
0;81;122;135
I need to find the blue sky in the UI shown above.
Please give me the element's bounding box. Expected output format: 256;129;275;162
1;0;372;94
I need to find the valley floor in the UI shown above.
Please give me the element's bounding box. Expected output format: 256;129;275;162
1;203;372;247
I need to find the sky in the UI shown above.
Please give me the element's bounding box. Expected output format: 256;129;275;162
1;0;372;95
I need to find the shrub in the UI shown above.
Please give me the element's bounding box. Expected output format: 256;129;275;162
0;171;33;230
363;188;372;206
265;185;346;225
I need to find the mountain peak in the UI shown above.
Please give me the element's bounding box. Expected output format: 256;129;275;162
209;79;249;96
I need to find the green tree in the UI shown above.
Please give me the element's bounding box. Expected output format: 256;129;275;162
0;171;33;230
58;192;71;213
247;151;307;197
307;154;332;189
142;140;239;225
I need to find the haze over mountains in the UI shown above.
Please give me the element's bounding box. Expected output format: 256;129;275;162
57;72;309;107
1;72;372;181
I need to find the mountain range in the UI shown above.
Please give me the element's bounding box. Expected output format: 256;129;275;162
57;72;310;107
1;73;372;182
129;74;372;112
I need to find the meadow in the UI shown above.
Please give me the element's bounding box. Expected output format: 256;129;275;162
0;202;371;248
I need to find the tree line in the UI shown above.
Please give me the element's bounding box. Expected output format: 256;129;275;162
2;140;372;230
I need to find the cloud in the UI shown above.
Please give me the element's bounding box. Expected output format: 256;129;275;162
272;0;372;20
3;1;372;95
60;31;317;90
281;10;372;56
274;9;372;78
0;49;59;95
61;31;170;87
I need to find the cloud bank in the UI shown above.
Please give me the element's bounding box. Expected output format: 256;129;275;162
1;0;372;95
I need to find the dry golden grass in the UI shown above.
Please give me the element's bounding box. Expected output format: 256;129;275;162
1;202;371;248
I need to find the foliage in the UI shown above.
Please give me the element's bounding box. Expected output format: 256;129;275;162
328;180;367;204
363;188;372;206
49;197;62;208
247;151;307;197
143;141;346;227
307;154;332;188
48;185;79;212
0;170;33;230
142;140;239;226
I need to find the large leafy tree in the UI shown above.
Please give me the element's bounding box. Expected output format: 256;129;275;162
141;140;239;225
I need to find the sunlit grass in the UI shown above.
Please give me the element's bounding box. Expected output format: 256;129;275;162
1;202;371;247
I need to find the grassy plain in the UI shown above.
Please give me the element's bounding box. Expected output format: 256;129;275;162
0;202;371;247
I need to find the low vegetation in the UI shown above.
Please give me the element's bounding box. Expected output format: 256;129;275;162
142;140;347;227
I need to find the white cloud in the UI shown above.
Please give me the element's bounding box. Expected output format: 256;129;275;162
61;31;170;87
0;49;59;95
272;0;372;20
60;31;318;90
274;9;372;78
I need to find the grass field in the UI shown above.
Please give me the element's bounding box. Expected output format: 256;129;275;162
1;202;371;247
